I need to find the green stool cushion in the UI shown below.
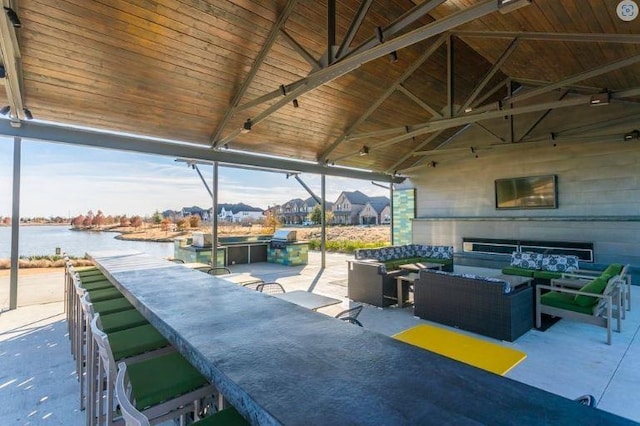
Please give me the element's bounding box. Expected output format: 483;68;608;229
501;266;535;278
87;287;123;303
100;310;148;334
79;274;108;283
128;352;208;410
81;280;114;291
574;277;608;307
108;324;169;361
541;291;594;315
92;298;134;315
603;264;623;277
77;269;102;277
194;408;248;425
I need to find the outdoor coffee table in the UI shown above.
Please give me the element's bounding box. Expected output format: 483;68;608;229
393;324;527;376
396;272;420;308
399;262;443;272
220;273;264;286
492;274;534;289
273;290;341;311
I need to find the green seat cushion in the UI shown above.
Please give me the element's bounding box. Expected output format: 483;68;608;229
128;352;209;410
79;274;108;283
92;298;134;315
87;287;123;302
81;280;114;291
76;269;102;277
574;277;608;307
603;264;623;277
501;266;535;278
194;408;249;426
108;324;169;361
533;270;562;280
541;291;594;315
100;310;148;334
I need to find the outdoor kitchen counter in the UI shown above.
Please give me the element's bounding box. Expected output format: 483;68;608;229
88;250;635;426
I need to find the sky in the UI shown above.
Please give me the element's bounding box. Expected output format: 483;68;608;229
0;136;389;219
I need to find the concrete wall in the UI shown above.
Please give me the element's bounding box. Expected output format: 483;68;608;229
402;138;640;273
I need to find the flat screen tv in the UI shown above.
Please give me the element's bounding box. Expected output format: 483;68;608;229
495;175;557;209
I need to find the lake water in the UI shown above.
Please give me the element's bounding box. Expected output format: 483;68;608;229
0;225;173;258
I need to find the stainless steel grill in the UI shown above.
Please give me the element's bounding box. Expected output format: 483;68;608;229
270;229;297;249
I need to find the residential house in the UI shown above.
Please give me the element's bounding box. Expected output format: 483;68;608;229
217;203;264;223
180;206;210;221
331;191;370;225
279;198;305;225
359;196;391;225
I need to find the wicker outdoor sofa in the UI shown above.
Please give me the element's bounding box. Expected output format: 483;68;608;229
414;270;533;342
347;244;453;308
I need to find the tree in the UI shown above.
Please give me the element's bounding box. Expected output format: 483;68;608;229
160;218;172;234
309;205;333;225
93;211;105;227
71;215;84;227
263;208;280;232
120;215;130;227
152;210;163;226
176;218;189;231
130;215;143;229
188;215;201;228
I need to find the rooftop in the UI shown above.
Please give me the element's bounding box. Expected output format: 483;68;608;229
1;251;638;424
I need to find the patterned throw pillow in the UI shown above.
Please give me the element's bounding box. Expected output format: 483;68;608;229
510;252;542;269
540;254;579;272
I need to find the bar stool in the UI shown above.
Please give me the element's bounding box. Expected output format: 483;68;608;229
79;294;171;423
116;361;248;426
91;315;208;425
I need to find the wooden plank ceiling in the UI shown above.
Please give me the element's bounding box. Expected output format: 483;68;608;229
1;0;638;175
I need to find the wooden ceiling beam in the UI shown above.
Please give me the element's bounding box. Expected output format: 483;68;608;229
210;0;298;147
454;31;640;44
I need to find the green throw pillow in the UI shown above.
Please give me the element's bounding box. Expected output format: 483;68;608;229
574;277;608;307
602;264;623;276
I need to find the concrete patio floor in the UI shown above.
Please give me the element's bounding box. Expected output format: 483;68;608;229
1;251;639;424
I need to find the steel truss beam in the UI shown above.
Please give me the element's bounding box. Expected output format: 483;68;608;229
351;87;640;146
210;0;298;147
398;84;442;118
335;0;374;59
340;0;446;60
460;38;520;113
225;0;507;146
280;30;321;71
0;120;402;183
384;130;444;173
454;31;640;44
320;35;447;162
0;2;25;122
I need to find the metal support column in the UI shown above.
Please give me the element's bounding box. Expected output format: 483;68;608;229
9;137;21;310
390;184;394;246
321;174;326;269
212;162;219;266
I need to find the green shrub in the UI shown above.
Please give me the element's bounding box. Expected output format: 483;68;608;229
307;239;389;254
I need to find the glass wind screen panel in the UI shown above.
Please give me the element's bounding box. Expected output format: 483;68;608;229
495;175;557;209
